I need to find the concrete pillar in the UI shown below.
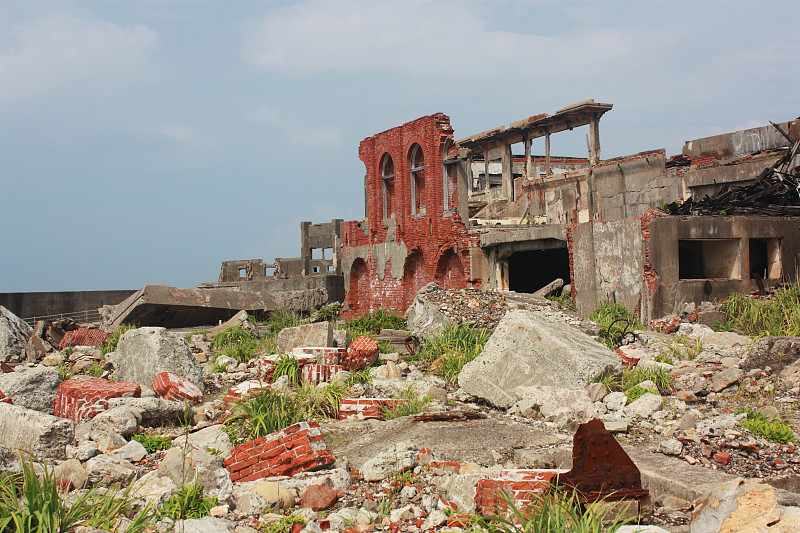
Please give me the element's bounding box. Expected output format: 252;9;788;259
483;151;489;191
545;132;551;176
301;221;311;277
524;133;531;180
501;142;513;200
589;115;600;165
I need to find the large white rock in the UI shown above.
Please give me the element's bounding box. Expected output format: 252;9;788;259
458;310;621;408
109;327;203;391
0;365;61;414
0;306;32;363
0;402;75;459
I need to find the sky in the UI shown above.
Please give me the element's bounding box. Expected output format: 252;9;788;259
1;0;798;292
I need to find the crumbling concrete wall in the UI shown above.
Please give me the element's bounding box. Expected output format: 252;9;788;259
570;214;800;322
340;114;480;316
570;219;647;319
524;150;675;226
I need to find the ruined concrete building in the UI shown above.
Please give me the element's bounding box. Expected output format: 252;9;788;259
218;100;800;323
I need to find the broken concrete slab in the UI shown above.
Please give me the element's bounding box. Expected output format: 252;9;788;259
0;305;32;363
742;336;800;373
0;402;75;459
110;327;204;392
276;321;333;353
322;414;568;472
458;309;620;408
0;365;61;414
107;285;277;328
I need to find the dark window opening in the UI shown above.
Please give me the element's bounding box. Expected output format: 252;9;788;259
679;239;740;280
749;238;781;279
508;248;570;293
381;154;394;219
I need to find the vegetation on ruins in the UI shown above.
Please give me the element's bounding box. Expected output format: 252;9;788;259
272;354;300;383
159;483;217;521
625;385;659;405
736;408;796;444
211;325;260;363
592;366;674;397
224;382;345;444
381;385;432;420
409;323;491;385
0;456;155;533
590;301;643;349
100;324;136;355
547;293;577;311
667;335;703;361
719;281;800;338
344;308;406;337
131;433;173;454
466;487;633;533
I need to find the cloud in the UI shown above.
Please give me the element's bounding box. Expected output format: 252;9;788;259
0;14;156;104
147;125;216;148
247;104;342;150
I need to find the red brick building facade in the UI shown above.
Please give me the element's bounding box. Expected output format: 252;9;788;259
339;114;480;317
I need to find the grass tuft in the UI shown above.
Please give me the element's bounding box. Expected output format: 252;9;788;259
381;386;432;420
721;281;800;338
736;408;796;444
100;324;136;355
590;301;643;349
410;323;490;385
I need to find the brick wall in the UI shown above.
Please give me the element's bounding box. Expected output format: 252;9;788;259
54;378;141;422
223;421;334;482
339;114;480;317
338;398;403;420
474;470;559;516
151;372;203;404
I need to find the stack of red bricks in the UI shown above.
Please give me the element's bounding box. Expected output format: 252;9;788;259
341;336;379;371
338;398;403;420
301;364;345;385
57;327;111;350
223;421;334;482
0;390;12;404
54;378;141;422
474;469;562;515
151;372;203;404
222;379;272;404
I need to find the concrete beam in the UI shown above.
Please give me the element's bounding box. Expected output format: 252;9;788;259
479;224;567;248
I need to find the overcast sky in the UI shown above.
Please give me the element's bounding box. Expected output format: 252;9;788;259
1;0;798;292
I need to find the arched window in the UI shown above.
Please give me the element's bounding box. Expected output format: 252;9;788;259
442;138;457;212
381;154;394;219
409;144;425;216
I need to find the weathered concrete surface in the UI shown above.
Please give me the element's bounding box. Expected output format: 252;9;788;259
458;309;620;408
322;413;568;471
276;321;333;353
110;327;204;392
108;285;278;328
0;402;75;459
404;283;452;340
0;305;32;362
0;365;61;414
742;336;800;373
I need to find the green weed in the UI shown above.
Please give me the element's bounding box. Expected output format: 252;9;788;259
184;329;210;342
381;386;432;420
265;308;302;338
668;335;703;361
621;367;674;394
471;486;633;533
100;324;136;355
0;455;155;533
626;385;659;404
654;354;674;365
272;354;299;383
61;347;74;357
347;367;373;385
131;433;172;454
548;294;576;311
345;309;406;337
211;326;260;363
259;515;306;533
413;323;490;384
590;301;643;349
56;363;73;381
81;363;105;377
721;281;800;338
159;483;217;520
737;408;796;444
378;340;396;354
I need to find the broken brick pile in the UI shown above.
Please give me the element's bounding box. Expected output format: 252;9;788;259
292;346;346;365
0;391;11;404
54;378;141;422
223;379;271;404
223;421;334;482
474;470;560;515
57;327;111;350
302;364;345;385
338;398;403;420
151;371;203;404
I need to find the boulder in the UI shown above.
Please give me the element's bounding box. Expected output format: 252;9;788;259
109;327;203;392
511;386;593;421
83;454;137;485
107;396;189;427
532;278;564;299
276;322;333;353
623;393;663;419
0;365;61;414
691;478;800;532
741;336;800;373
53;458;88;490
458;309;620;408
778;359;800;390
174;517;234;533
404;283;451;340
301;483;338;511
158;447;195;486
711;368;743;392
0;402;75;459
172;424;233;459
0;306;32;363
361;441;417;482
253;481;296;510
210;310;257;337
